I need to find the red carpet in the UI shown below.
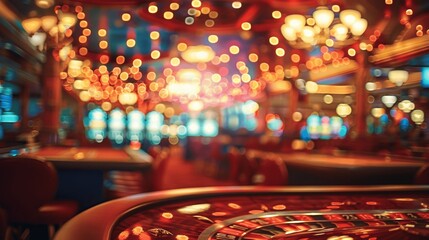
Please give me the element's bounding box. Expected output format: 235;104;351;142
158;146;236;190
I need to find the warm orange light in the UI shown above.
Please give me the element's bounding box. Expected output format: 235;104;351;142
77;12;85;20
170;57;180;66
191;0;201;7
272;10;282;19
269;36;279;45
78;48;88;57
79;20;88;28
170;2;179;10
151;50;161;59
130;66;139;75
132;59;142;67
82;28;91;36
148;5;158;13
406;9;413;16
205;19;215;27
78;35;87;44
164;11;174;20
291;54;300;63
241;22;251;31
117;230;129;240
126;39;136;47
181;45;215;63
260;62;269;71
100;55;109;64
99;40;108;49
115;56;124;65
219;54;230;63
98;65;108;74
122;13;131;22
275;48;285;57
249;53;258;62
177;42;187;51
232;1;242;9
176;235;189;240
229;45;240;54
209;11;218;19
147;72;156;81
98;29;107;37
150;31;160;40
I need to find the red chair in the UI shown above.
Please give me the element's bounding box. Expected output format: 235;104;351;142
236;152;258;185
0;208;6;240
152;148;170;191
147;145;161;159
227;147;241;182
253;155;288;186
0;157;78;238
415;165;429;185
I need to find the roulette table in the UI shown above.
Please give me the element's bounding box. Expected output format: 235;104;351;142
54;185;429;240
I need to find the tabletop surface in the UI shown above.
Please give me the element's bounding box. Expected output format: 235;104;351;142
249;150;426;168
24;146;152;163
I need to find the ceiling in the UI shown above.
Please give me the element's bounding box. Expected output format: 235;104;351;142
2;0;429;111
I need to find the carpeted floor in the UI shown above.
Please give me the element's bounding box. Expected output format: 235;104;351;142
157;146;236;190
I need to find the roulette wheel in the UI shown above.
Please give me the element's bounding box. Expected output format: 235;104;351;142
54;186;429;240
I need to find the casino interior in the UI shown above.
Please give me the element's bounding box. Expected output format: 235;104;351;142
1;0;429;239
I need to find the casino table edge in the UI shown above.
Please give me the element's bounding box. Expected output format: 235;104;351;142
53;185;429;240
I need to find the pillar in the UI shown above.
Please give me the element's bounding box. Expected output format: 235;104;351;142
354;51;369;137
40;47;62;145
283;84;299;138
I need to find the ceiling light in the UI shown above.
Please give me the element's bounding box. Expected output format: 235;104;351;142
35;0;54;9
388;69;409;86
181;45;215;63
281;6;367;49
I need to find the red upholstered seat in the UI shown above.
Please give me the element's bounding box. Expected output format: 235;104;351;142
253;155;288;186
147;145;161;159
0;157;78;236
236;152;258;185
0;208;6;240
152;148;170;191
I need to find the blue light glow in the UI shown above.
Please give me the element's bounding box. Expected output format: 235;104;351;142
422;67;429;88
187;118;201;136
202;119;218;137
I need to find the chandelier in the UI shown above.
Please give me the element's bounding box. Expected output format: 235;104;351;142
280;6;367;49
21;9;77;52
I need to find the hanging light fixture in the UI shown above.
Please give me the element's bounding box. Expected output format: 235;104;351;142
411;109;424;125
28;32;47;51
22;8;77;50
22;18;42;35
35;0;55;9
381;95;397;108
336;103;352;118
388;69;409;86
280;6;367;48
118;92;138;106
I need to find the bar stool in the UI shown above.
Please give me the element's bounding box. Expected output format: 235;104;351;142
0;157;78;239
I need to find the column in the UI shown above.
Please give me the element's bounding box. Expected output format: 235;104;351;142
283;84;299;138
354;51;369;137
39;47;62;145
